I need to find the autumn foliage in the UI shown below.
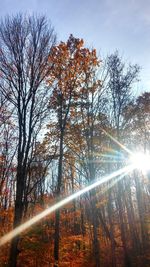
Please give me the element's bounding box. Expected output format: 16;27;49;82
0;15;149;267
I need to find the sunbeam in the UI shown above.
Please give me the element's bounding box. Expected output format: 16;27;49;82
91;167;133;200
0;164;134;247
100;128;133;155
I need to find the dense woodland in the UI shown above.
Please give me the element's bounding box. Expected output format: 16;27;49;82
0;14;150;267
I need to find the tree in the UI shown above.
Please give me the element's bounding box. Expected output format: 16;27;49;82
46;34;100;266
124;92;150;253
106;51;139;135
0;14;56;267
106;51;139;267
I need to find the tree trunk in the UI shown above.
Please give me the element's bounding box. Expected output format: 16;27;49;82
125;178;141;255
134;173;148;253
107;191;117;267
54;131;64;267
117;181;131;267
8;168;24;267
90;190;100;267
54;209;60;267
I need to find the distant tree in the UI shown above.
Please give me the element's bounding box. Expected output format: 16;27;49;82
125;92;150;152
0;94;16;210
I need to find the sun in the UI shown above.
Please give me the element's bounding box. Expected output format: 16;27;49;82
130;152;150;172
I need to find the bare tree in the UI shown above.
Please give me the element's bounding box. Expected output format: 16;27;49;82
0;14;56;267
106;51;139;135
106;51;139;267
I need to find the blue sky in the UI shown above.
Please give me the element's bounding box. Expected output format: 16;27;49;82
0;0;150;93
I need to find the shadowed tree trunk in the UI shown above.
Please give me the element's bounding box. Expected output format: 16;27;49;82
54;130;64;267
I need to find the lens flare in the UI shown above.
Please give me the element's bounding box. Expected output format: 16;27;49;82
0;164;134;247
100;128;133;155
130;152;150;172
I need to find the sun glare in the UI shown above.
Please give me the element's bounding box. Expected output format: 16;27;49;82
130;152;150;172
